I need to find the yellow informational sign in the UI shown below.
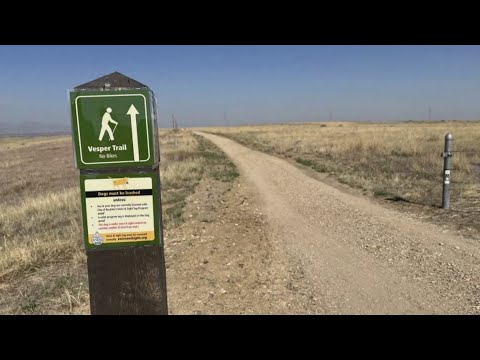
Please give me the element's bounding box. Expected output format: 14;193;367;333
83;176;156;247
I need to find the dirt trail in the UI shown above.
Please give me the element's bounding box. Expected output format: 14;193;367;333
197;132;480;314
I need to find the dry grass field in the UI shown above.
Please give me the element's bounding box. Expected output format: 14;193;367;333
2;120;479;314
206;121;480;237
0;130;238;314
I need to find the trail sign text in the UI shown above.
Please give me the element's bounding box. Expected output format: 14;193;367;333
70;89;157;169
80;172;161;250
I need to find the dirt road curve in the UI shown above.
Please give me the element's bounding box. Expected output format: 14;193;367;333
197;132;480;314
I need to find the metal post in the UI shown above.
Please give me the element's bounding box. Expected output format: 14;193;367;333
442;133;453;209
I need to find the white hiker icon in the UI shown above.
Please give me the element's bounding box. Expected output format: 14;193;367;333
98;107;118;141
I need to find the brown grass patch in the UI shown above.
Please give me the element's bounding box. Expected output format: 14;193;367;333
0;129;239;314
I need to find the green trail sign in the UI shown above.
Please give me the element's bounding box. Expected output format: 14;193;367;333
70;88;158;169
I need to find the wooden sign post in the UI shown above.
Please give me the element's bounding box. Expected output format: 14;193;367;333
70;72;168;314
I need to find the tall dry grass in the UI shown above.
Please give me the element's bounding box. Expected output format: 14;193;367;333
0;188;83;280
0;131;194;313
159;130;206;225
0;129;236;313
208;121;480;208
0;130;240;314
0;187;87;314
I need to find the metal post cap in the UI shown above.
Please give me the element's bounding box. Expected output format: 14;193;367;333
445;133;453;140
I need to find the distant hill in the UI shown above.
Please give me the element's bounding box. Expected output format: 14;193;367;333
0;122;71;137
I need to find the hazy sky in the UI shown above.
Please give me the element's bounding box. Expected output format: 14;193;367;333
1;45;480;134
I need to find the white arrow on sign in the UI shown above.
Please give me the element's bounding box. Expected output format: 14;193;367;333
127;104;140;162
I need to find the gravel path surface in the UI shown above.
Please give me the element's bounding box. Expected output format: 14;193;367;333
197;132;480;314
